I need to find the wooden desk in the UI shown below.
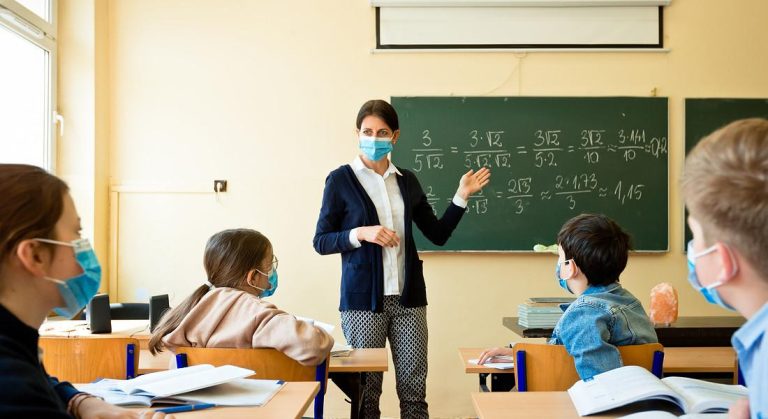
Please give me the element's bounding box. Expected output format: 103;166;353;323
460;347;738;391
459;348;516;392
503;316;744;347
663;346;737;373
330;348;389;419
126;381;318;419
138;348;389;419
471;391;679;419
40;319;151;349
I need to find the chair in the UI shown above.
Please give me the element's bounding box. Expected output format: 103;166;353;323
174;347;329;419
39;337;139;383
513;342;664;391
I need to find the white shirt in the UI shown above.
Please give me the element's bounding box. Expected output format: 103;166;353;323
348;156;468;295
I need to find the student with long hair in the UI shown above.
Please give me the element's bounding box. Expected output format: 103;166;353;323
149;228;333;366
0;164;169;418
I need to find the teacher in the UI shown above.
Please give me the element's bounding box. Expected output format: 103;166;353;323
313;99;490;418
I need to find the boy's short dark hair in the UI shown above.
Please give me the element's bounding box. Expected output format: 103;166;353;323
557;213;632;286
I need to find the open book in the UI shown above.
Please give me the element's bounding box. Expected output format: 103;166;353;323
568;366;747;416
77;364;282;407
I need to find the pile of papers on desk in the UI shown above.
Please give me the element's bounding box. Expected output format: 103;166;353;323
518;298;573;328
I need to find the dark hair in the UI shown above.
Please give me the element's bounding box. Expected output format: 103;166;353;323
356;99;399;131
556;213;632;286
0;164;69;276
149;228;272;354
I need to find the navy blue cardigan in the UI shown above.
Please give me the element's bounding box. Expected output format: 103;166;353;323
313;164;465;312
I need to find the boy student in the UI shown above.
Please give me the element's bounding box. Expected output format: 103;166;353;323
479;213;658;380
682;118;768;419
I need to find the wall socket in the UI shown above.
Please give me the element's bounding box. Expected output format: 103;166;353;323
214;180;228;193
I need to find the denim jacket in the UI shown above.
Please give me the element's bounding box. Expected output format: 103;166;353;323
548;282;658;380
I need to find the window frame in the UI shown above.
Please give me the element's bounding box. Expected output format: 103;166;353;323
0;0;57;171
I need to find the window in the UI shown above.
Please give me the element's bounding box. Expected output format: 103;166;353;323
0;0;56;170
373;0;670;50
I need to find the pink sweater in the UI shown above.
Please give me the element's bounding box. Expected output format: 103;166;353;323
162;287;333;366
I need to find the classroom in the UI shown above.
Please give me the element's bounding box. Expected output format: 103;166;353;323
2;0;767;417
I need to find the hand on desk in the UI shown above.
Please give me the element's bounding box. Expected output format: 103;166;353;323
478;347;514;365
78;396;175;419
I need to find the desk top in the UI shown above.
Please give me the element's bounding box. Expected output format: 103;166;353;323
40;319;150;339
503;316;744;347
126;381;319;419
139;348;389;375
329;348;389;373
459;346;737;375
471;391;679;419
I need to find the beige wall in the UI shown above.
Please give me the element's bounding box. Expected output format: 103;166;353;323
57;0;768;417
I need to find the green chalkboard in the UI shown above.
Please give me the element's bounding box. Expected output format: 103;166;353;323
391;96;669;252
684;98;768;245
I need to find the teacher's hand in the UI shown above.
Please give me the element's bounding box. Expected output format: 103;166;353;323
357;226;401;248
457;167;491;201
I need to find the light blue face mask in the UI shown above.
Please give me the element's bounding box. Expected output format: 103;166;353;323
253;269;278;298
686;240;736;311
36;238;102;318
555;260;573;294
359;136;393;161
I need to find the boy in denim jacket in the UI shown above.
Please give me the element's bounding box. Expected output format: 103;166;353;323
479;214;658;380
548;213;658;380
682;119;768;419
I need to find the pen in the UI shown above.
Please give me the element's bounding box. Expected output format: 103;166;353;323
155;403;216;414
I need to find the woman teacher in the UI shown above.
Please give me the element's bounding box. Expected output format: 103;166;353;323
313;99;490;418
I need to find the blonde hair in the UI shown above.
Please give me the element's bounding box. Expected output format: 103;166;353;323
682;118;768;275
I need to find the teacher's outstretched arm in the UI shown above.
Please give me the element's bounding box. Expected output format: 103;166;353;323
412;167;491;245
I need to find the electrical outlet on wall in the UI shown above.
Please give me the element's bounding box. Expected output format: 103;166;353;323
214;180;228;193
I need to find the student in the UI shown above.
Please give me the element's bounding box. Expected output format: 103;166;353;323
479;213;658;379
149;228;333;366
313;99;490;418
0;164;169;418
681;118;768;419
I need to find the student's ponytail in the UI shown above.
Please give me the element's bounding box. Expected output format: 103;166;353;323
148;284;211;355
148;228;271;355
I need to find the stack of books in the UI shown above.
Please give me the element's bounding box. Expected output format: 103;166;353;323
518;297;574;328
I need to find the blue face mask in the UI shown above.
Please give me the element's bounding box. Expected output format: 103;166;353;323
36;238;102;318
253;269;278;298
686;240;735;311
359;136;393;161
555;261;573;294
